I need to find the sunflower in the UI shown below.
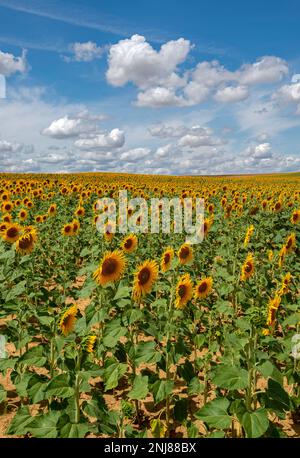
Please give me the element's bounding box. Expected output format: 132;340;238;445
285;233;296;253
15;228;37;255
93;250;126;286
83;335;97;353
278;272;292;296
273;201;282;212
177;243;193;265
132;260;159;301
18;209;28;221
2;213;12;223
266;295;281;326
240;253;255;281
121;234;138;253
291;209;300;225
278;246;286;267
1;201;14;213
0;222;8;233
62;223;73;236
161;247;174;272
59;304;78;336
1;223;22;243
75;206;85;217
175;274;193;309
48;203;57;215
267;250;273;261
194;277;213;299
35;215;43;223
103;222;115;242
72;219;80;235
243;224;254;247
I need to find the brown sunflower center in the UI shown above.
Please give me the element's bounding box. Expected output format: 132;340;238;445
19;235;33;250
180;247;190;259
178;284;187;298
292;214;297;222
102;258;118;276
275;202;281;210
245;262;253;273
65;225;72;233
124;238;133;249
164;253;170;264
138;267;151;285
198;282;208;293
7;227;19;238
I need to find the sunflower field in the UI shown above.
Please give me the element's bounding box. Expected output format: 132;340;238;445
0;172;299;439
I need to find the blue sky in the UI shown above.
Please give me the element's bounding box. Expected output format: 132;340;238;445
0;0;300;174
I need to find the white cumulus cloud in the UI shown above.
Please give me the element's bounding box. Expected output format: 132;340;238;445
0;49;28;76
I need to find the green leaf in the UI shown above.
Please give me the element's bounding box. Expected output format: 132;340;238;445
177;359;195;383
0;383;7;403
59;422;90;438
27;411;60;438
19;346;47;367
212;365;248;390
46;374;75;399
7;406;33;435
150;419;166;438
188;377;204;396
103;359;127;391
6;280;26;301
241;409;269;438
27;375;48;403
103;326;127;348
174;398;188;422
134;341;161;367
151;380;174;404
264;379;290;413
128;375;149;400
113;285;131;301
258;361;283;384
195;398;232;429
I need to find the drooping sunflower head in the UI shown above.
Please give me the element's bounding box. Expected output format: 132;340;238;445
177;243;193;265
72;219;80;235
2;223;22;243
93;250;126;286
291;209;300;225
240;253;255;281
161;247;174;272
132;260;159;302
285;233;296;253
15;228;37;255
194;276;213;299
83;335;97;353
62;223;73;236
175;273;193;309
121;234;138;253
278;246;287;267
59;304;78;336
